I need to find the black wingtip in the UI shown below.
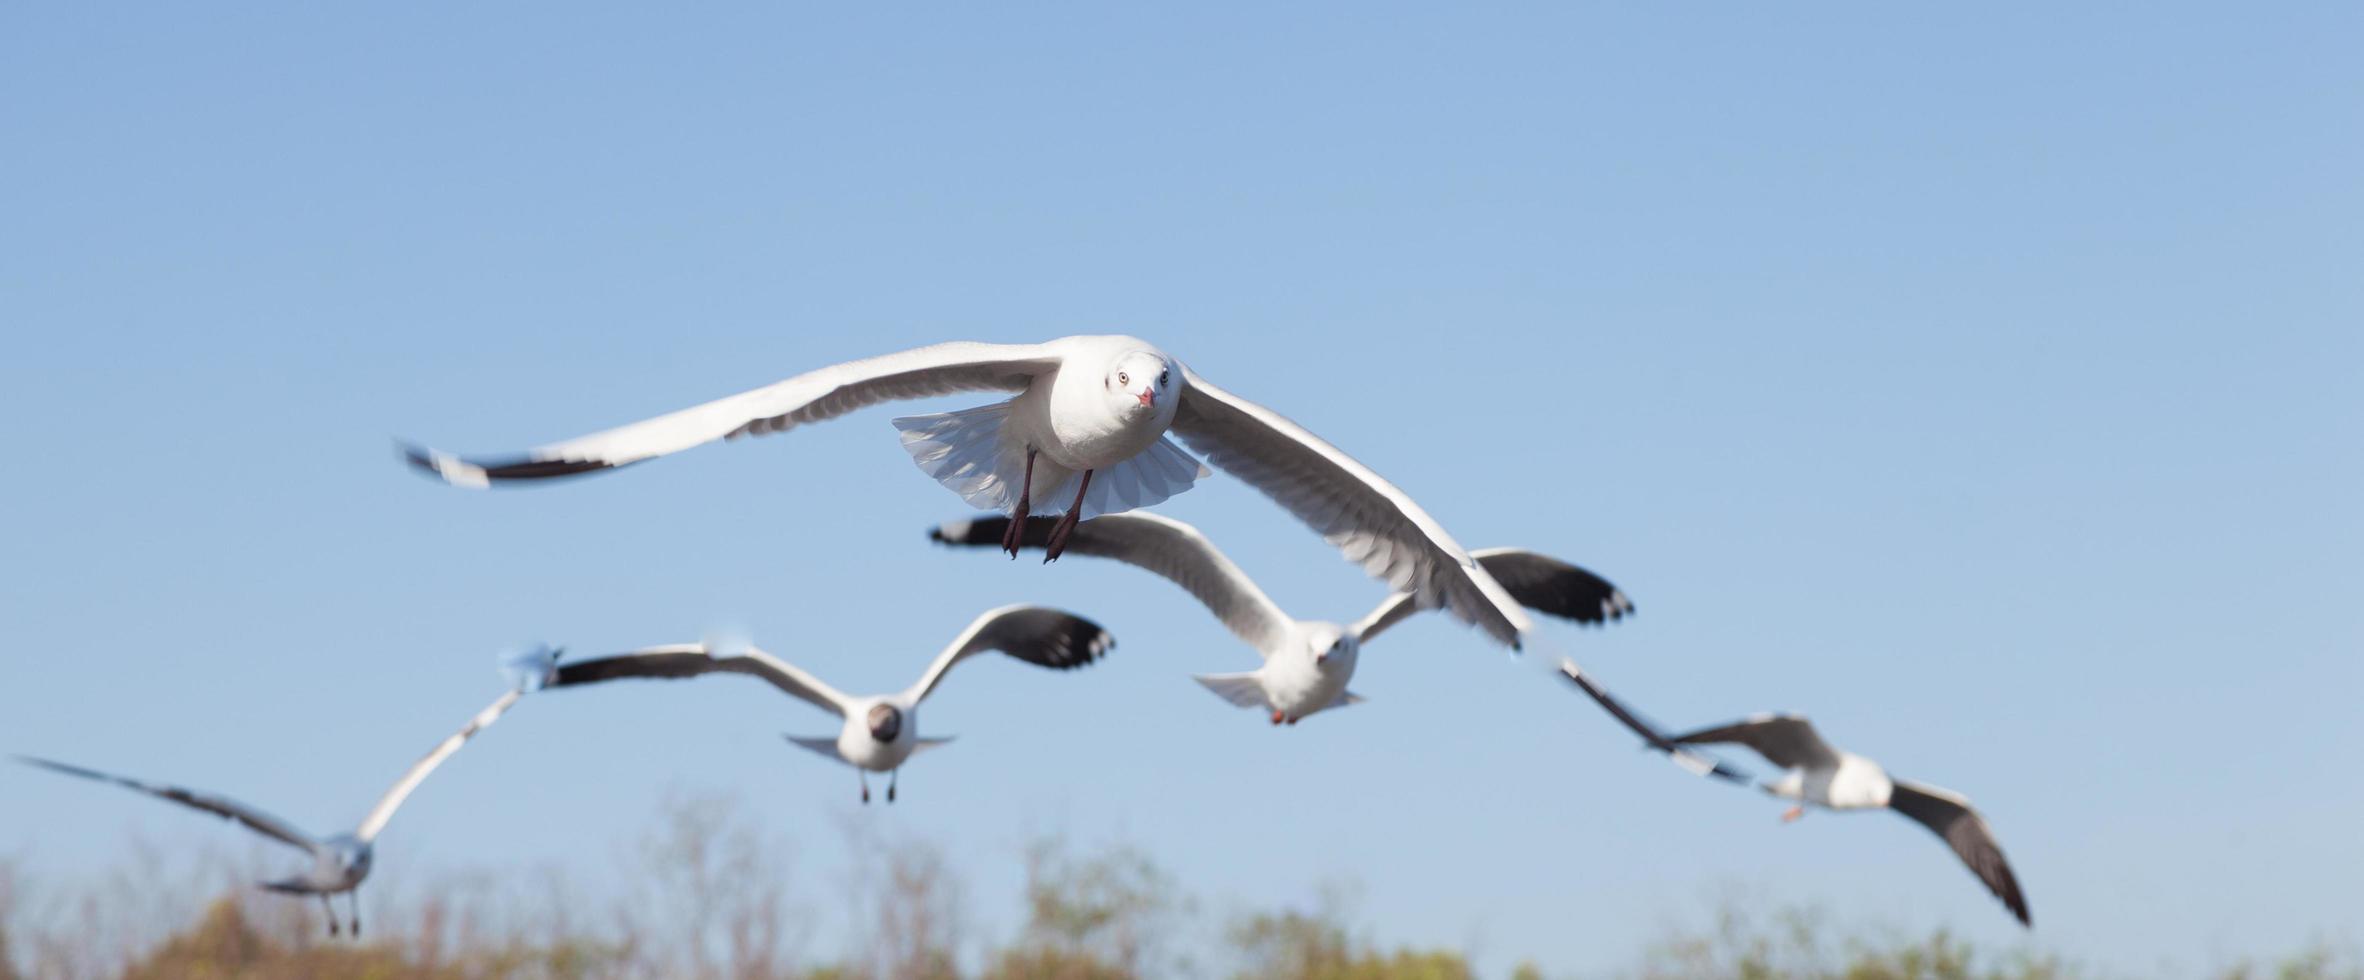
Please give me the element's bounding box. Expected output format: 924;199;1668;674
396;440;435;473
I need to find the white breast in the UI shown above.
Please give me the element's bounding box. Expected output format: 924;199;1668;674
1816;753;1894;810
836;702;919;773
1260;641;1355;719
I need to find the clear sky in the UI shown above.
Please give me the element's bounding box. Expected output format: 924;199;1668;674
3;3;2358;975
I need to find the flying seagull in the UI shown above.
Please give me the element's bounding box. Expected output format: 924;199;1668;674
1563;665;2031;927
15;646;560;937
932;513;1633;725
542;605;1113;803
401;335;1545;651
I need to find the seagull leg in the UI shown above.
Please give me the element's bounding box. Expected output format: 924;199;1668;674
860;771;871;805
1270;710;1285;726
1002;448;1038;558
350;892;362;937
1042;469;1095;562
1781;805;1804;823
887;769;898;804
321;894;339;937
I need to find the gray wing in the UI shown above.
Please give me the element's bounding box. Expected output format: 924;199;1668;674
931;512;1294;655
1554;662;1751;783
14;755;319;854
550;643;855;718
1169;367;1536;650
1666;714;1842;771
905;605;1116;704
404;340;1063;485
1888;779;2032;927
1351;547;1635;644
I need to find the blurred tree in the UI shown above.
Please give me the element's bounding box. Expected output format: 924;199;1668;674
634;790;801;979
1226;904;1474;980
980;839;1184;980
2215;944;2364;980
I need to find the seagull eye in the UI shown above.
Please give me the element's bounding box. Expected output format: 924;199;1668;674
1117;371;1130;385
1159;370;1170;387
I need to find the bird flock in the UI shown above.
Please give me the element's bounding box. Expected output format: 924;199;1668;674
18;334;2029;937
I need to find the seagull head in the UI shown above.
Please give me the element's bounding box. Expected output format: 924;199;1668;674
1106;351;1178;419
321;835;373;880
865;703;904;744
1306;623;1357;668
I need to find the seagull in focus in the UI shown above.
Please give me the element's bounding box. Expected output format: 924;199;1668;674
1562;665;2031;927
933;513;1633;725
401;335;1549;652
541;605;1113;803
15;646;559;938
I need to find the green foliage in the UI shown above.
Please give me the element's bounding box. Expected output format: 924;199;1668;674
1226;907;1473;980
1637;901;2076;980
2215;944;2364;980
4;799;2354;979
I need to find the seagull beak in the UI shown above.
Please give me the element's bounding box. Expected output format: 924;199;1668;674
1136;388;1156;407
1314;652;1328;666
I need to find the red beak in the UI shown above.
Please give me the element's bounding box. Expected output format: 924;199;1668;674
1136;389;1156;407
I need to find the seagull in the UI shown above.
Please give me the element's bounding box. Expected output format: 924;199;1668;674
541;605;1113;803
401;335;1546;651
1561;664;2031;927
14;646;560;938
931;513;1633;725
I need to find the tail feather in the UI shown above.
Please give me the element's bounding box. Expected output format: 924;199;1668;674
893;402;1039;512
1041;436;1210;520
1192;672;1269;710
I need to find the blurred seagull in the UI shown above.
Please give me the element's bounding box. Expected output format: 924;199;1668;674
402;335;1546;652
15;646;560;938
1562;664;2031;927
541;605;1113;803
932;513;1633;725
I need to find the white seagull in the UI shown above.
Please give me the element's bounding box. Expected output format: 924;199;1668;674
1561;665;2031;927
15;646;560;937
932;513;1634;725
541;605;1113;803
402;335;1544;651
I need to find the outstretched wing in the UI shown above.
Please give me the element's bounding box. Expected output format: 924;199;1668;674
1888;779;2032;927
1170;367;1534;650
355;684;530;842
1666;714;1841;771
1352;548;1635;644
405;341;1063;486
551;643;855;718
905;605;1115;704
932;513;1294;655
1555;662;1751;783
15;755;318;854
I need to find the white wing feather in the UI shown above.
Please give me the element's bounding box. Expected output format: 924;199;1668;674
1170;367;1536;648
356;686;528;842
408;341;1063;485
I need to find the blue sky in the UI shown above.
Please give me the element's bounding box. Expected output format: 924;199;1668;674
3;3;2358;974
